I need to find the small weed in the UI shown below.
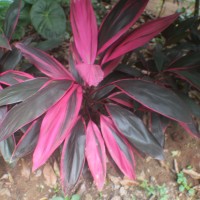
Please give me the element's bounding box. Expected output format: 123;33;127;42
176;171;196;197
140;180;169;200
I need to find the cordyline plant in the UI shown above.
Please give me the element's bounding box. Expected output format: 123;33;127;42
0;0;196;193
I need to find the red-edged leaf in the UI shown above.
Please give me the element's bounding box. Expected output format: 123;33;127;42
61;117;86;193
0;47;22;71
98;0;148;54
166;51;200;71
0;70;34;86
102;57;122;78
102;13;179;63
115;79;192;123
0;78;49;106
173;71;200;91
0;85;15;163
100;115;135;179
108;92;133;108
179;121;200;138
150;113;167;147
0;34;11;50
106;103;164;159
15;43;74;80
11;118;43;162
85;120;106;190
4;0;22;40
70;0;98;64
33;84;82;170
68;50;83;84
75;63;104;86
0;84;7;120
0;136;15;163
0;80;72;141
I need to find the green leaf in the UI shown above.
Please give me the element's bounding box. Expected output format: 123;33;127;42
71;194;81;200
188;188;195;196
30;0;66;39
179;185;185;192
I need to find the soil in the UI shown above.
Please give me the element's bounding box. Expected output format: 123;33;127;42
0;124;200;200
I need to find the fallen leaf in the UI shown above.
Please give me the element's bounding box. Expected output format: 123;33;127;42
21;159;31;179
120;177;139;186
183;169;200;180
8;173;14;183
0;188;11;197
171;150;181;157
43;163;57;187
53;160;60;176
0;174;9;180
108;174;121;184
174;159;179;173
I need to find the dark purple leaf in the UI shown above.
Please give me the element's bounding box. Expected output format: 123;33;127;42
11;118;43;162
4;0;22;40
179;120;200;138
102;57;122;77
106;103;164;159
173;71;200;90
167;51;200;71
0;78;49;106
0;34;11;50
150;113;166;147
98;0;148;54
108;92;133;108
0;80;72;141
0;136;15;163
93;72;127;100
179;94;200;118
115;79;192;123
0;47;22;71
0;85;15;163
61;117;86;193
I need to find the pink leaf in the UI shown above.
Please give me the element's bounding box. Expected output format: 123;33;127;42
76;63;104;86
102;13;179;64
98;0;148;54
32;84;83;170
86;120;106;190
100;115;136;179
15;43;74;80
0;70;34;86
70;0;98;64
